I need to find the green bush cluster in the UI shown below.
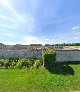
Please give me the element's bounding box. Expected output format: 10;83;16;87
0;59;4;67
34;60;41;68
0;58;42;69
16;59;33;69
9;58;19;62
42;50;56;68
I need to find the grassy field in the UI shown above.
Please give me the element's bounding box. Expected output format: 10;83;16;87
0;64;80;92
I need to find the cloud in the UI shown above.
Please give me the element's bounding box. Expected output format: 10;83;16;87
0;0;11;8
21;35;59;45
3;32;14;37
22;36;45;45
2;33;80;45
2;41;21;45
0;0;19;17
0;15;13;21
0;36;44;45
0;0;25;28
53;30;80;43
0;0;36;33
72;26;79;30
0;23;16;29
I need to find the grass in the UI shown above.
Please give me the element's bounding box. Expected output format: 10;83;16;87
0;65;80;92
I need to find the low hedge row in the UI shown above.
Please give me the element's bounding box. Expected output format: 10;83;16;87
0;58;42;69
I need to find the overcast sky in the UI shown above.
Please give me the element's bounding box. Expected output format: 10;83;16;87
0;0;80;45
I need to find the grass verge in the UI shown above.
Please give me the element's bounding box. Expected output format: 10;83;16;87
0;65;80;92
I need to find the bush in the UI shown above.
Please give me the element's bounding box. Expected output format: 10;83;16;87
29;57;36;65
0;59;4;67
10;62;16;69
16;62;22;69
9;58;19;62
16;59;33;69
42;50;56;68
16;59;25;69
34;60;41;68
24;59;33;68
4;59;10;69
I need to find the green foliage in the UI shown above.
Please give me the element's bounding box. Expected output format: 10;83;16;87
34;60;41;68
16;59;33;69
25;59;33;68
42;50;56;68
29;56;37;65
16;59;25;69
16;62;22;69
0;59;4;66
9;58;19;62
0;58;42;69
10;62;16;69
4;59;10;69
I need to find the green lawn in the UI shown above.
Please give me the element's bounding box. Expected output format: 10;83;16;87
0;65;80;92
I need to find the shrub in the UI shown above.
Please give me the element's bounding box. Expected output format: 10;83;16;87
10;62;16;69
29;57;36;65
34;60;41;68
16;59;33;69
24;59;33;68
16;62;22;69
0;59;4;67
9;58;19;62
4;59;10;69
16;59;25;69
42;50;56;68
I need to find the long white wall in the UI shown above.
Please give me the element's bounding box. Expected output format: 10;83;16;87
56;50;80;62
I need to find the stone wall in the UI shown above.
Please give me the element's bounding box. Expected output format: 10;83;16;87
0;50;80;62
56;50;80;62
0;49;42;60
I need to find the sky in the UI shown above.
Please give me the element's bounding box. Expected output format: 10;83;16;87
0;0;80;45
